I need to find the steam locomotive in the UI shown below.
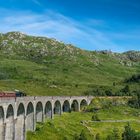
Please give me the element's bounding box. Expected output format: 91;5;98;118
0;90;26;98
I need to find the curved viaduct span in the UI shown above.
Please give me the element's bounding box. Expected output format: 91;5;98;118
0;96;93;140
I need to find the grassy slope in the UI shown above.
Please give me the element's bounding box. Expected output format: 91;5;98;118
27;112;92;140
0;32;139;96
27;106;140;140
0;56;138;96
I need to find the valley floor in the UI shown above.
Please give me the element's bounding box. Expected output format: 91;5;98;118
27;106;140;140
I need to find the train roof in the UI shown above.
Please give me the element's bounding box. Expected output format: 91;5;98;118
0;91;16;94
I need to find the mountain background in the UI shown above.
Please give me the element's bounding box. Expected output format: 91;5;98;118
0;32;139;96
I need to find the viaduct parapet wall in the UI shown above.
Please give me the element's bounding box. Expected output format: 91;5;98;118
0;96;93;140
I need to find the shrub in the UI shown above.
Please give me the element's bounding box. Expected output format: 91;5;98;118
128;91;140;108
95;133;101;140
91;113;100;121
73;129;94;140
106;128;120;140
122;123;140;140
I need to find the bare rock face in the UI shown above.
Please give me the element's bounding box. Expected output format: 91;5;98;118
0;32;83;59
123;51;140;62
6;31;26;40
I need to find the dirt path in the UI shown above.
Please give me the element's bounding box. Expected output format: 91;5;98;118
81;119;140;135
83;120;140;123
81;121;94;135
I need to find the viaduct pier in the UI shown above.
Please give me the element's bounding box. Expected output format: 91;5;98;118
0;96;93;140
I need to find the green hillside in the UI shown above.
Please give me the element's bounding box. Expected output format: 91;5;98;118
0;32;139;96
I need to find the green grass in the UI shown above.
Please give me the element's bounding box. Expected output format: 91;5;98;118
0;32;139;96
27;112;92;140
0;56;139;96
27;106;140;140
86;121;140;139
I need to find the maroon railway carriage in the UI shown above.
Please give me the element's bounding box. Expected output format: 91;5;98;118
0;91;26;98
0;91;16;98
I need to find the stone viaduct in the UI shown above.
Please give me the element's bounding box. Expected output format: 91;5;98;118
0;96;93;140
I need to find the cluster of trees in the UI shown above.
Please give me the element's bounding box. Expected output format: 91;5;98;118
106;123;140;140
73;123;140;140
83;84;139;97
128;91;140;108
86;98;128;113
122;123;140;140
125;74;140;83
83;85;117;96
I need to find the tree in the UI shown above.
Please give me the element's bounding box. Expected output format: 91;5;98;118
92;113;100;121
106;135;113;140
122;123;136;140
128;90;140;108
121;85;130;95
74;129;94;140
112;128;120;140
105;90;113;96
73;133;79;140
106;128;120;140
79;130;87;140
95;133;100;140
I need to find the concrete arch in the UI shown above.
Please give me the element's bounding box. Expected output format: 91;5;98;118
54;100;61;115
44;101;52;118
36;101;43;122
15;103;25;140
6;104;14;118
26;102;34;131
0;106;4;119
71;100;79;111
17;103;25;116
63;100;70;112
0;95;93;140
80;99;88;110
0;106;4;140
5;104;15;140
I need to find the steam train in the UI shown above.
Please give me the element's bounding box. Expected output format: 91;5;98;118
0;90;26;98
